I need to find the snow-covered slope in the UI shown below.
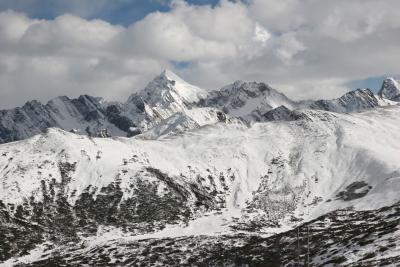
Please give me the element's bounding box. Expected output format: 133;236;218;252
2;106;400;228
1;100;400;265
378;77;400;101
138;107;242;139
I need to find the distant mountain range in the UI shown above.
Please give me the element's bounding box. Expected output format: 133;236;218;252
0;71;398;143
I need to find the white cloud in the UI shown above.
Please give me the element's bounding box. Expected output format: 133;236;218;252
0;0;400;108
0;11;34;44
125;10;237;61
254;23;271;44
0;11;169;107
123;0;268;61
247;0;304;32
275;33;306;64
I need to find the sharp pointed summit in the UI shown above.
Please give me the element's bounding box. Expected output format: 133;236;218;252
158;69;208;103
160;69;184;82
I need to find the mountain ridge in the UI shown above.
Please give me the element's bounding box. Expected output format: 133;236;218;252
0;71;399;144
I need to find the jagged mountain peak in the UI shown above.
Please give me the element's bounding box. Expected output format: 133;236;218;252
378;76;400;101
134;70;208;105
160;69;185;83
220;80;273;95
123;71;211;132
339;88;375;101
308;87;380;113
200;80;295;121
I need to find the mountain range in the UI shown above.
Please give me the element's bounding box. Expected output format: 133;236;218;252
0;72;400;266
1;71;398;143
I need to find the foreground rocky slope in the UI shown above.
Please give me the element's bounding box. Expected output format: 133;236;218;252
4;202;399;266
1;103;400;265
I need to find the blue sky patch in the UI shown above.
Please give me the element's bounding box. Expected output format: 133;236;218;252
0;0;221;26
346;76;386;94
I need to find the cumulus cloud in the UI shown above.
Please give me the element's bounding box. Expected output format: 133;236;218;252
0;11;164;107
0;0;400;108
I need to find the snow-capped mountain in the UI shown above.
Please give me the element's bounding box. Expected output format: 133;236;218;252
1;73;400;265
0;71;222;143
1;72;398;144
198;80;396;123
378;77;400;101
124;70;210;131
199;80;296;121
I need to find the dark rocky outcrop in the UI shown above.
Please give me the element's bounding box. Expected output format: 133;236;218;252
5;202;399;266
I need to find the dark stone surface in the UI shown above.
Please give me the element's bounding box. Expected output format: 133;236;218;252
336;181;371;201
0;163;228;263
5;202;399;266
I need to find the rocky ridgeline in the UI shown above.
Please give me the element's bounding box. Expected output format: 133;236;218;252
1;72;399;143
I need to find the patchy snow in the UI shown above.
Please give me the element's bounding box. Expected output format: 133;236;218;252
0;242;52;266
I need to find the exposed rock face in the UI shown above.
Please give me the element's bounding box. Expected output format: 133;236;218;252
105;104;136;132
379;77;400;101
0;71;219;143
199;80;295;121
336;181;372;201
4;202;399;266
0;95;122;143
262;105;292;121
309;89;380;113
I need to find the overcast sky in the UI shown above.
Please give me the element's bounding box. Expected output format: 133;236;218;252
0;0;399;108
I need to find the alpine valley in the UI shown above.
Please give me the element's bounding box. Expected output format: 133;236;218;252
1;71;400;266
